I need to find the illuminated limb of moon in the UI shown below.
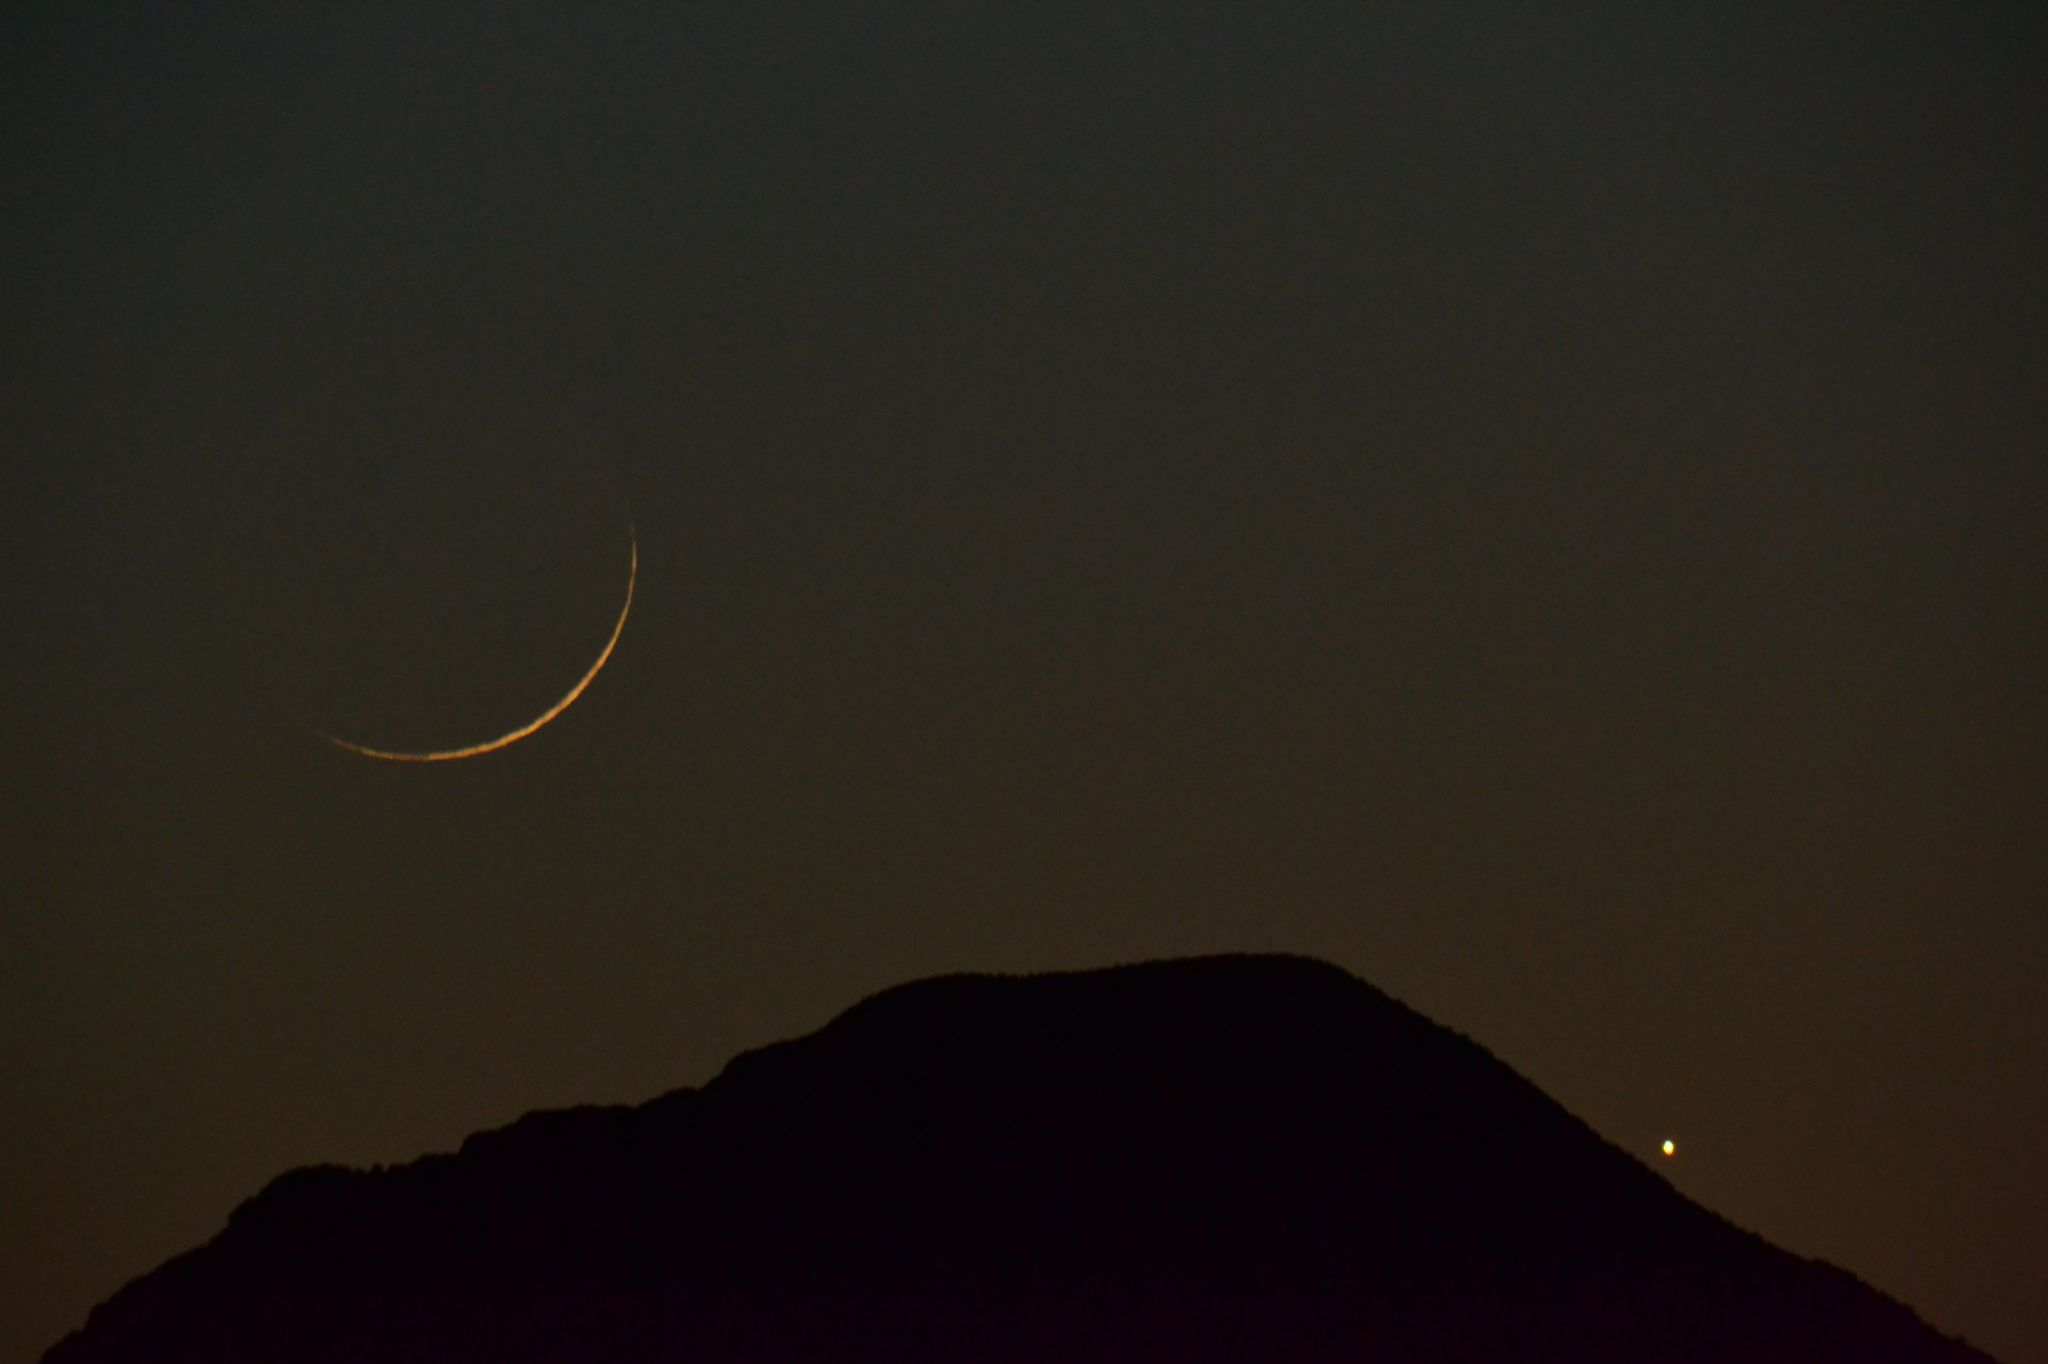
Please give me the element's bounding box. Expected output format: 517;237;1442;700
322;530;637;762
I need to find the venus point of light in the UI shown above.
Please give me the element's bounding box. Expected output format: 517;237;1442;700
321;527;637;763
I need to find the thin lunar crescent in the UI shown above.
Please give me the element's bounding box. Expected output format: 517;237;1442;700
322;530;637;762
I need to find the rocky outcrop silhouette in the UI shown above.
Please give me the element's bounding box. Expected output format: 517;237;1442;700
44;954;1996;1362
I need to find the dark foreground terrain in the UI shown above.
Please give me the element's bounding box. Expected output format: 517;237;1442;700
46;955;1995;1363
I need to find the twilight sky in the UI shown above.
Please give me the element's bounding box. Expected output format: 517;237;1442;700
4;5;2044;1362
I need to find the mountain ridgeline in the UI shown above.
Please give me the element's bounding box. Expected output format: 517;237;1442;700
45;955;1994;1362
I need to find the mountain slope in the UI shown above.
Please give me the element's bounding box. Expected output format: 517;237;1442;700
43;954;1996;1363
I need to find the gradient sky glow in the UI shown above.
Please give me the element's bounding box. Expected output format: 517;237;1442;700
5;6;2045;1363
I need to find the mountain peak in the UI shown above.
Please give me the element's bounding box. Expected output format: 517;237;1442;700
46;955;1995;1364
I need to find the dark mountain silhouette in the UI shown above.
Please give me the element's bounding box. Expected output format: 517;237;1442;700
45;954;1995;1363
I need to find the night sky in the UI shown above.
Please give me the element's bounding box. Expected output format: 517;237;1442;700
5;6;2044;1362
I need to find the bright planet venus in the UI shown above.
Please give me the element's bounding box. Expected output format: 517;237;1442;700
321;528;637;763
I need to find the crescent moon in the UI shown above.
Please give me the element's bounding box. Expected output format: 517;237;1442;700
322;529;637;762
